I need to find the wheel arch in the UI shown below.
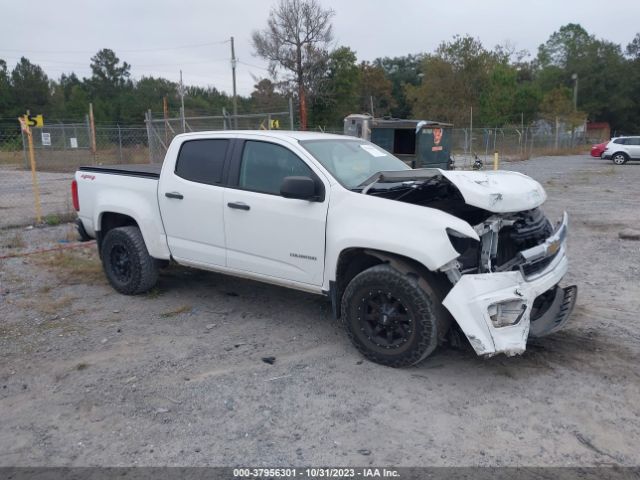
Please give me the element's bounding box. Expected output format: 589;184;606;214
330;247;450;319
611;151;629;162
96;211;140;257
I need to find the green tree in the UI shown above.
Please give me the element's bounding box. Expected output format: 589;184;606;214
536;24;630;130
310;46;360;127
537;23;593;70
0;59;12;115
479;64;518;126
373;54;424;117
358;62;395;116
539;86;585;131
405;56;459;123
88;49;132;122
251;78;286;112
626;33;640;59
89;49;131;94
624;34;640;132
10;57;50;116
65;85;90;119
513;83;542;125
406;36;497;125
134;77;178;114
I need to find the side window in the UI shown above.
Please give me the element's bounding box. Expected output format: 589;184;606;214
239;141;313;195
628;138;640;146
175;139;228;185
613;138;627;145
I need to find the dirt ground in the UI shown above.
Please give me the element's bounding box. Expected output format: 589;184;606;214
0;166;75;229
0;154;639;467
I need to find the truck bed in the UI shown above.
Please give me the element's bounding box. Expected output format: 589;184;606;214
79;164;161;179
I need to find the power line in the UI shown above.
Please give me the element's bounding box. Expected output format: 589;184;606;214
2;56;229;68
0;39;230;55
237;60;270;71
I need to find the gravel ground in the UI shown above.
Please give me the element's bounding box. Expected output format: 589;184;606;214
0;166;74;229
0;154;639;467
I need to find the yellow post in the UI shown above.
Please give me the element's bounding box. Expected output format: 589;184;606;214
89;102;97;162
493;151;499;170
25;122;43;223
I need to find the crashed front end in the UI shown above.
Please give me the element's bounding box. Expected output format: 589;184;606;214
441;209;577;356
360;168;577;357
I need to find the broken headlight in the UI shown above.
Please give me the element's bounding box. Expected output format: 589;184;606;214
488;300;527;328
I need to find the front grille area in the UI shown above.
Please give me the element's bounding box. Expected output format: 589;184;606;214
495;208;553;270
522;251;558;277
448;208;560;277
509;208;553;246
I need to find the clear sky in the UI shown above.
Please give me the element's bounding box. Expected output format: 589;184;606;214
1;0;638;96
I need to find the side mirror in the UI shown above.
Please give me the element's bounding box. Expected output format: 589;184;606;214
280;176;318;201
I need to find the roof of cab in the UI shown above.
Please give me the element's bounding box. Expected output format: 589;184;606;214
173;130;348;142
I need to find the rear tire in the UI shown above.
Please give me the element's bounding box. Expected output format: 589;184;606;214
101;226;159;295
612;152;628;165
341;264;443;367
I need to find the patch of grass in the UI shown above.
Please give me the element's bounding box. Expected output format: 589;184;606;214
75;362;89;371
44;214;61;226
1;232;26;249
160;305;192;318
146;287;162;299
31;248;104;285
0;150;23;166
64;225;79;242
38;295;74;316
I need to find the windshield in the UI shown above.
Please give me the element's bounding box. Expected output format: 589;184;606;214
300;138;410;189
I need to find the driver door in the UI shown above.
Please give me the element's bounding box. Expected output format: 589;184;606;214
223;140;328;286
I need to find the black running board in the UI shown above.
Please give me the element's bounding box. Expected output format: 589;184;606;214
529;285;578;338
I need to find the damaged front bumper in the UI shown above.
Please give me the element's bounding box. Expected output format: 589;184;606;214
442;212;577;357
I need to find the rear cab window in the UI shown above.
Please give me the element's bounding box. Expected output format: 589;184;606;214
175;139;229;185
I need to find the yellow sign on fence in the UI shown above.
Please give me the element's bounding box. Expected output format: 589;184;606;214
21;114;44;128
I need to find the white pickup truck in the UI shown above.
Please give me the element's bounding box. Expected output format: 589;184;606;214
73;131;576;367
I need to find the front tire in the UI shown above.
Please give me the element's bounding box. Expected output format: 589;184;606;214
341;264;443;367
612;152;628;165
101;226;159;295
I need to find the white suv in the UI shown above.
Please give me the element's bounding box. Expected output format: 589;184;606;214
602;136;640;164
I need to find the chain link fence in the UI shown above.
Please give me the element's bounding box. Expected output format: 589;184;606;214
1;111;588;229
0;124;148;229
145;108;294;164
449;125;586;168
1;106;293;228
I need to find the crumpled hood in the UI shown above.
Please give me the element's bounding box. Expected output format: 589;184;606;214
438;169;546;213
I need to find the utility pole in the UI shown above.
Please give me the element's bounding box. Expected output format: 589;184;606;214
89;102;97;162
230;36;238;129
163;96;169;145
571;73;578;112
521;112;524;159
179;70;186;132
469;106;473;157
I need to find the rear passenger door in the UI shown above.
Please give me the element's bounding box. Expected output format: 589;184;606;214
627;137;640;159
158;138;230;267
223;139;329;286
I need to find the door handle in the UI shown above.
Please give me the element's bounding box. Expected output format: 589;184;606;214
227;201;250;211
165;192;184;200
